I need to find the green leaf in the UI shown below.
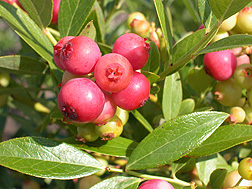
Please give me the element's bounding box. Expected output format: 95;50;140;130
79;20;96;40
97;42;112;55
61;137;138;157
189;124;252;157
0;56;48;75
178;98;195;116
91;176;142;189
209;168;228;189
0;137;104;179
0;87;51;95
126;111;228;170
162;72;182;121
131;110;153;133
153;0;173;59
19;0;53;29
141;71;160;85
198;34;252;55
208;0;252;21
196;154;217;186
58;0;96;37
171;157;191;177
142;41;160;74
198;0;218;31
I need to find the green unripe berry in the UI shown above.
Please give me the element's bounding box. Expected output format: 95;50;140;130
236;6;252;33
244;107;252;125
94;157;108;176
77;123;99;142
238;157;252;180
127;12;146;28
229;106;246;124
0;73;10;87
95;115;123;140
233;64;252;89
219;13;238;32
214;79;242;107
211;31;229;43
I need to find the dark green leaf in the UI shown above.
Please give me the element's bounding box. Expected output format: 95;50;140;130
79;20;96;40
0;56;48;75
198;0;218;31
0;87;51;94
0;137;104;179
209;168;228;189
183;0;201;24
126;111;228;170
97;42;112;55
196;154;217;185
131;110;153;133
19;0;53;28
153;0;173;59
178;98;195;116
162;72;182;121
208;0;252;21
91;176;142;189
61;137;138;157
198;34;252;55
142;41;160;74
171;157;191;177
189;124;252;157
58;0;96;37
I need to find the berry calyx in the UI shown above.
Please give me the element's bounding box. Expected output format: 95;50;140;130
94;53;133;93
53;36;74;70
112;33;150;70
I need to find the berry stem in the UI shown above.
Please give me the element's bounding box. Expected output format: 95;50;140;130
47;27;60;38
43;28;57;46
108;167;191;186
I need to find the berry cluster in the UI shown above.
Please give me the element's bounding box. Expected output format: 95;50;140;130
202;6;252;125
54;33;151;141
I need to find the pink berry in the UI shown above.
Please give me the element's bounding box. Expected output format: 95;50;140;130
203;50;237;81
57;78;105;123
112;71;150;111
60;36;101;75
236;54;250;66
138;179;174;189
112;33;150;70
51;0;60;24
53;36;74;70
91;91;117;125
94;53;133;93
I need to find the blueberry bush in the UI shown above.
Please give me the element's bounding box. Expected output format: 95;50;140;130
1;0;252;188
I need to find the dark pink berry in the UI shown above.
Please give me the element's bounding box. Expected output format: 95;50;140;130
112;71;150;111
112;33;150;70
57;78;105;123
91;91;117;125
51;0;60;24
94;53;133;93
203;50;237;81
60;36;101;75
138;179;174;189
53;36;74;70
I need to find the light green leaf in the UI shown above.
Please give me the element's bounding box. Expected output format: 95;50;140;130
61;137;138;157
126;111;228;170
198;34;252;55
91;176;142;189
0;56;48;75
198;0;218;31
208;0;252;21
19;0;53;29
153;0;173;60
189;124;252;157
79;20;96;40
0;137;104;179
131;110;153;133
162;72;182;121
58;0;96;37
178;98;195;116
209;169;228;189
196;154;217;186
